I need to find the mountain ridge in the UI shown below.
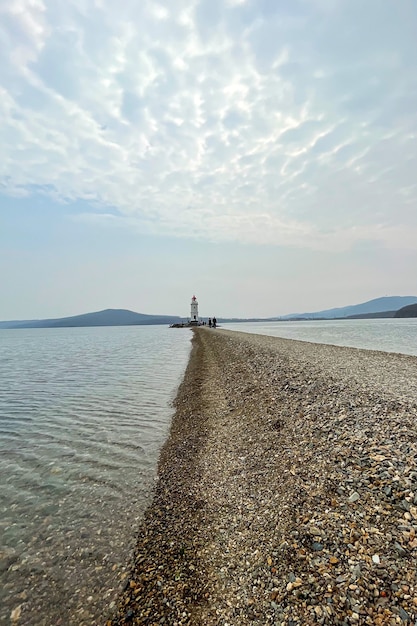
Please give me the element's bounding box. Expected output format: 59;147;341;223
278;296;417;320
2;296;417;329
394;303;417;318
0;309;182;329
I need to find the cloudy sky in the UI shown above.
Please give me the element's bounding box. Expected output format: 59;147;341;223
1;0;416;319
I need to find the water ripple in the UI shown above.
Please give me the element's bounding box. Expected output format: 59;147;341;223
0;325;191;625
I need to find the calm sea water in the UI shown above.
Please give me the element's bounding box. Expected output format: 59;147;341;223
222;318;417;357
0;325;191;625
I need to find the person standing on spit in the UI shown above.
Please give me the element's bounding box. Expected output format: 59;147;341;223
208;318;212;328
213;316;217;328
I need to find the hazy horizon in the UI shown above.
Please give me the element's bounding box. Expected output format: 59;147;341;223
1;295;416;324
1;1;416;319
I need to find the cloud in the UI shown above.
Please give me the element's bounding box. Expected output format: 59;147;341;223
1;0;416;251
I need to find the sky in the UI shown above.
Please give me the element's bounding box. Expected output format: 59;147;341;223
1;0;416;319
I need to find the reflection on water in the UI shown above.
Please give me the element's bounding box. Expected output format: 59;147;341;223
0;325;191;625
222;318;417;357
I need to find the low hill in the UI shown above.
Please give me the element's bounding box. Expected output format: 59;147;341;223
394;303;417;318
279;296;417;320
0;309;182;329
345;310;397;319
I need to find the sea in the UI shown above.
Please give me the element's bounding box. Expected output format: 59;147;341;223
222;318;417;357
1;319;416;624
0;325;192;625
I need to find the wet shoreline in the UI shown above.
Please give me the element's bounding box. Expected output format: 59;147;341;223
111;328;417;625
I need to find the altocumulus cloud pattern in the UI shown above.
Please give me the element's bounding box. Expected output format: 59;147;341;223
1;0;416;251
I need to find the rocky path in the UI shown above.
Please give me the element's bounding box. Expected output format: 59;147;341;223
110;328;417;625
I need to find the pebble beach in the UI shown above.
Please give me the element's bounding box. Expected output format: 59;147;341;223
110;327;417;626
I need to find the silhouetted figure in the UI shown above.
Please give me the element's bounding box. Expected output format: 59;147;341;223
208;318;212;328
212;316;217;328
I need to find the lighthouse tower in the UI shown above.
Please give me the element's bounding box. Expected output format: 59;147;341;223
190;295;199;324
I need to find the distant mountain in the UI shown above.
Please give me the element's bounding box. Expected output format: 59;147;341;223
345;311;397;319
0;309;182;329
3;297;417;329
394;303;417;318
279;296;417;320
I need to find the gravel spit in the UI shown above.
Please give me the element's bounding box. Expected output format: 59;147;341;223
110;328;417;625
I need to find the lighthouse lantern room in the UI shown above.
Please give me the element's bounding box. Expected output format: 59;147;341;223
190;295;199;324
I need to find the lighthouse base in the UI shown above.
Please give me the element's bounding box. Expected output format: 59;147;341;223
169;321;204;328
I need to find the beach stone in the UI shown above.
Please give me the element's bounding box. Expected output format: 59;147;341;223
349;492;360;503
10;605;22;621
399;607;410;621
394;542;408;557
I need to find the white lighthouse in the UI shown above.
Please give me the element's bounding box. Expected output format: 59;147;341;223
190;295;199;324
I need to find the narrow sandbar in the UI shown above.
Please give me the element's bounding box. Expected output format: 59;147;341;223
111;328;417;625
